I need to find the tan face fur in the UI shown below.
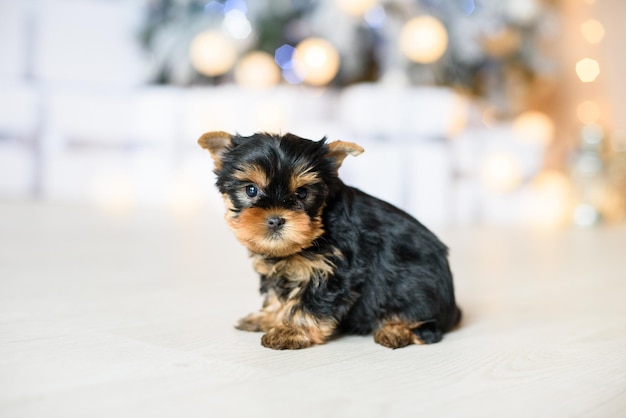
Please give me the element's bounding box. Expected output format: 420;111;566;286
199;131;363;257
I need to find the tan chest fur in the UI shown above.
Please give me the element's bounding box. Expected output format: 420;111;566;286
251;249;340;293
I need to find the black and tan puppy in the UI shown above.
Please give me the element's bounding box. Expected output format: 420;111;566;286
199;131;461;349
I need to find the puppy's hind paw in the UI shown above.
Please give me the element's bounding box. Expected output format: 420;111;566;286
374;322;421;349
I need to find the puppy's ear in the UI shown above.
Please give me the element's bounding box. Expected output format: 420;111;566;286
326;141;364;171
198;131;232;170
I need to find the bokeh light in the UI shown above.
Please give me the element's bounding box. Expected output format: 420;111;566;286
364;5;386;28
274;44;295;69
400;16;448;64
293;38;340;86
223;9;252;39
576;58;600;83
189;31;237;77
337;0;378;16
235;51;281;88
506;0;541;24
512;110;554;146
577;100;601;124
581;19;605;44
481;152;524;193
526;170;572;228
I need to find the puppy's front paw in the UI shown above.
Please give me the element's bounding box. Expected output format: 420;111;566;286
235;312;268;332
261;326;313;350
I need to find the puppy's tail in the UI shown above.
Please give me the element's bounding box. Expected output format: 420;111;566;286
455;306;462;325
451;306;462;330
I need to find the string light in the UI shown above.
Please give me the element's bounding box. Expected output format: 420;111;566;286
400;16;448;64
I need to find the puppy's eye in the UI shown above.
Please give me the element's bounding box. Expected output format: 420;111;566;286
295;188;307;200
245;184;258;198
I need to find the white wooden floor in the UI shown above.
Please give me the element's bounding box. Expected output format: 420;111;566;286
1;202;625;418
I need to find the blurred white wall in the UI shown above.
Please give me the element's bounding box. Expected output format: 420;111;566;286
0;0;146;85
3;0;621;228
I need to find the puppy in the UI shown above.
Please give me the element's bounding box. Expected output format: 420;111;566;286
199;131;461;349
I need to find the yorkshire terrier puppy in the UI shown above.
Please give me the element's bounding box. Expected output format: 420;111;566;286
199;131;461;350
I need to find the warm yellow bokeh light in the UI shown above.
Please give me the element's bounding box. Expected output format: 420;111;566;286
526;170;573;228
512;110;554;146
577;100;601;124
234;51;281;88
576;58;600;83
189;31;237;77
581;19;605;44
400;16;448;64
481;153;524;193
337;0;378;16
293;38;340;86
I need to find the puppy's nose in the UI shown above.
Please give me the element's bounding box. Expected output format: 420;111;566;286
266;215;286;232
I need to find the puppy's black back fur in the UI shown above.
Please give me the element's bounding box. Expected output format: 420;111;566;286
301;181;461;342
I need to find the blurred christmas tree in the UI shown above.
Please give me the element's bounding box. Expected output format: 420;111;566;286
140;0;559;116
